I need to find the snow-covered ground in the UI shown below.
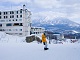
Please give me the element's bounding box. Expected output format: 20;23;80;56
0;32;26;43
0;32;80;60
0;43;80;60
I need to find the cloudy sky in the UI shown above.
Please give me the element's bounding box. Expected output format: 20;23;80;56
0;0;80;23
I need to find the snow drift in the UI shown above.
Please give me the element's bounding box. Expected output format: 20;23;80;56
0;32;26;43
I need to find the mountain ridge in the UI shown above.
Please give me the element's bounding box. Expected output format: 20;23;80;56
32;17;80;32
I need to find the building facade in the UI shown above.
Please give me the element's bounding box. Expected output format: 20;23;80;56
30;27;45;35
0;5;31;36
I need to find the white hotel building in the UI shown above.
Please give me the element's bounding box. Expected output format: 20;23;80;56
0;5;31;36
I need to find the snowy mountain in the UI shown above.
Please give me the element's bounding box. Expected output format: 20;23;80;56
32;17;80;32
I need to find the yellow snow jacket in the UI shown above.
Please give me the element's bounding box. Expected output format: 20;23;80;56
42;33;47;43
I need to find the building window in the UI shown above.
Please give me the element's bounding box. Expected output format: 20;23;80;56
4;16;5;19
12;15;14;18
13;23;23;26
16;19;17;21
6;16;8;18
6;23;12;26
0;24;2;27
4;12;8;15
20;29;22;31
19;33;22;35
1;20;5;22
34;32;35;34
17;15;18;18
9;29;11;31
4;12;5;15
0;12;1;15
13;23;19;26
10;16;11;18
10;11;14;14
0;16;1;19
17;11;18;14
10;11;11;14
36;32;37;34
9;20;11;21
13;19;14;21
10;15;14;18
20;10;22;13
0;29;2;31
19;23;23;26
20;15;22;18
6;12;8;14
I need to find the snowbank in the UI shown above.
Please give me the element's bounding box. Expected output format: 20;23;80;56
0;32;26;43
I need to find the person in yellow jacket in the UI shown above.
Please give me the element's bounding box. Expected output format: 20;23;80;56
42;33;49;50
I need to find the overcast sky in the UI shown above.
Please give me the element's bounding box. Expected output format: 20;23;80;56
0;0;80;23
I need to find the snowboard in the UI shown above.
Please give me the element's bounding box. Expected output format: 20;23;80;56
44;48;49;50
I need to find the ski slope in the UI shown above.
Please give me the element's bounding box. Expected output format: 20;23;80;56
0;43;80;60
